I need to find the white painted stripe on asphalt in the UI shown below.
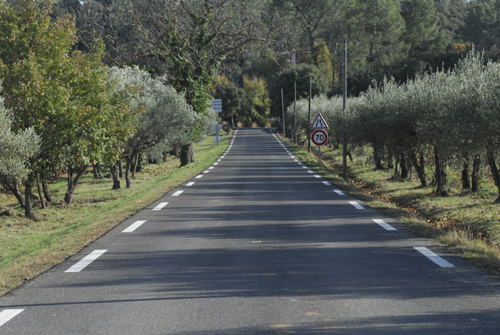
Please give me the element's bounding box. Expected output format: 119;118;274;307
0;309;24;327
208;167;214;169
322;181;331;186
302;166;308;168
334;189;345;195
186;182;195;186
203;170;210;173
172;190;184;196
307;170;313;173
414;247;455;268
152;202;169;210
314;175;321;178
65;250;107;273
373;219;397;231
195;175;203;179
122;220;146;233
294;159;299;162
349;201;364;209
291;156;295;158
217;159;222;162
213;163;218;165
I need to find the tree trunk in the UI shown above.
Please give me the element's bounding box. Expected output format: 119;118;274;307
461;159;471;190
180;144;194;167
42;180;52;202
110;161;121;190
118;159;123;178
434;147;448;196
37;181;45;209
409;150;427;187
6;181;25;208
64;164;88;204
125;152;135;189
93;164;103;179
400;152;408;180
472;156;481;193
373;146;383;170
24;175;36;220
486;145;500;203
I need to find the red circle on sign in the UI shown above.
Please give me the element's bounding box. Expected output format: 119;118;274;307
312;129;328;146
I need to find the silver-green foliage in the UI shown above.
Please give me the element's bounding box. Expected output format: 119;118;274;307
0;86;39;182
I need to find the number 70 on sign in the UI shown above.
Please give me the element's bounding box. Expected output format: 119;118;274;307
312;129;328;146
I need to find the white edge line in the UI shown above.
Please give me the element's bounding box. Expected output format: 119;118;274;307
65;250;107;273
349;201;364;209
322;181;331;186
372;219;397;231
414;247;455;268
186;182;195;186
0;309;24;327
152;202;169;210
195;175;203;178
122;220;147;233
172;190;184;196
333;189;345;195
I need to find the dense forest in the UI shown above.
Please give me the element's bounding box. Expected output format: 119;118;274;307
1;0;500;219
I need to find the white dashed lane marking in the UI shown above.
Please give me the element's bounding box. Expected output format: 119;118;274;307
333;189;345;195
372;219;397;231
414;247;455;268
152;202;169;210
349;201;364;210
186;182;195;186
0;309;24;327
322;181;331;186
65;250;107;273
195;175;203;179
172;190;184;196
203;170;210;173
314;175;321;179
122;220;146;233
307;170;313;173
209;167;214;169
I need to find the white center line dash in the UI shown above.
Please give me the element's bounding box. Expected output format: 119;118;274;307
65;250;107;273
152;202;169;210
349;201;364;209
0;309;24;327
372;219;397;231
414;247;455;267
122;220;146;233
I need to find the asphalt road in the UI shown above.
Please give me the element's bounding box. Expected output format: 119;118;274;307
1;128;500;334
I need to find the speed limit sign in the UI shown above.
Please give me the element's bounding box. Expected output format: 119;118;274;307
312;129;328;146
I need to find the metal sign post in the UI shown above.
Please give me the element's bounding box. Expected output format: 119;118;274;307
213;124;223;147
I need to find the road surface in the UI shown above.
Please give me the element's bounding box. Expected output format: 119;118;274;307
1;128;500;334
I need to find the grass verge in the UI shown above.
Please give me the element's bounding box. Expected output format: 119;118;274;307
0;136;229;296
281;135;500;275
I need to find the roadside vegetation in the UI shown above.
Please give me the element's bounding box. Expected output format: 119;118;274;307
0;135;229;296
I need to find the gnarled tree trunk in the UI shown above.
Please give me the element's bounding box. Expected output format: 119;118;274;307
42;180;52;202
24;175;36;220
180;144;194;167
373;146;383;170
4;181;25;208
409;150;427;187
486;145;500;203
64;164;88;204
472;156;481;193
110;160;121;190
434;147;448;196
461;159;471;190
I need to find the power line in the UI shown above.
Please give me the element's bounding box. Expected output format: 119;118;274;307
346;1;438;59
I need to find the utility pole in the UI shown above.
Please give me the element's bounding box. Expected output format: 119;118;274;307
292;49;297;143
308;76;311;153
281;88;285;135
342;39;347;180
